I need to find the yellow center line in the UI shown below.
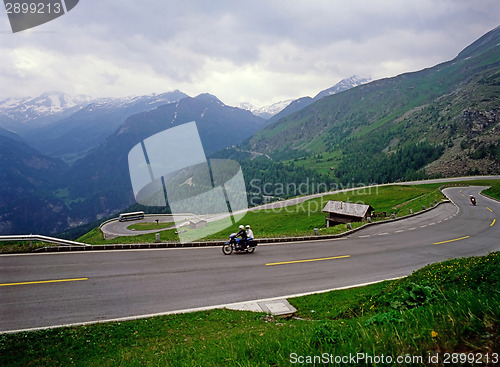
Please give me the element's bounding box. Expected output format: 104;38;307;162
486;207;493;213
266;255;350;266
0;278;88;287
491;219;496;227
433;236;470;245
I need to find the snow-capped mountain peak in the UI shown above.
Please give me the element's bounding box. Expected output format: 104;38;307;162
313;75;371;100
0;92;93;127
0;90;189;133
238;99;294;119
238;75;371;120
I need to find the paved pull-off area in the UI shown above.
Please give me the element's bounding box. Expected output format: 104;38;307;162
225;298;297;316
1;186;499;333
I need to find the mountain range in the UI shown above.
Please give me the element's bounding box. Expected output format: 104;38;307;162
63;94;268;222
0;74;366;235
235;75;370;123
0;92;93;132
0;91;190;162
0;93;268;234
1;26;499;236
265;75;371;124
244;26;500;182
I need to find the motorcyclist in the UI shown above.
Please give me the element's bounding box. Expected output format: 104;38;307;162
235;225;248;249
245;225;254;240
470;195;476;205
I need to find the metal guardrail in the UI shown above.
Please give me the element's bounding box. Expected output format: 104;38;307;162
0;235;89;247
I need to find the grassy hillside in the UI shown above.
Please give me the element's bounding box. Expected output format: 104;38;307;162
483;182;500;200
75;183;447;245
2;180;496;251
1;252;498;366
77;180;494;245
204;183;446;240
244;26;500;182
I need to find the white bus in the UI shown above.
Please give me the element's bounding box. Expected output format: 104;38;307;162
118;211;145;222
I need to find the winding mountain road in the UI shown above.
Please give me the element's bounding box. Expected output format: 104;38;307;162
1;186;499;333
101;175;500;238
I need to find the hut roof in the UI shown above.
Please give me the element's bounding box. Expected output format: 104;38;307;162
322;201;373;218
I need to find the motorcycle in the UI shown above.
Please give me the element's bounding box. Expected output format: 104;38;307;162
470;195;477;206
222;233;257;255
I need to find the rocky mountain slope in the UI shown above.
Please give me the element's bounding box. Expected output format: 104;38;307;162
266;75;371;124
245;26;500;180
0;133;71;234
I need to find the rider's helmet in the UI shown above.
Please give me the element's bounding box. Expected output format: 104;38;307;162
246;225;250;228
239;225;244;229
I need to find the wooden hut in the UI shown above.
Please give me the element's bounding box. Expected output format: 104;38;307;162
322;201;374;227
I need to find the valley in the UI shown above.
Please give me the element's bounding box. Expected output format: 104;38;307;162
0;26;499;238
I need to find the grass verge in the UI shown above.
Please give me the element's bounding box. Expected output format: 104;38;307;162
1;252;498;366
0;241;61;254
483;182;500;201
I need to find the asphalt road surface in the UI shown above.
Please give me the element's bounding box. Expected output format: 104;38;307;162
101;214;192;239
1;186;499;333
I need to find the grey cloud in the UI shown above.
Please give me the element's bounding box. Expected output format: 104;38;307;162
1;0;499;104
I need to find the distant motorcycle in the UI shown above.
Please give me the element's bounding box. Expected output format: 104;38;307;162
470;195;477;206
222;233;257;255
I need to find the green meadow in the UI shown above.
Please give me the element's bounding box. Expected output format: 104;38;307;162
78;181;475;245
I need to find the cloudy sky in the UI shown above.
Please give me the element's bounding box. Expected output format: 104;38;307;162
1;0;499;107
